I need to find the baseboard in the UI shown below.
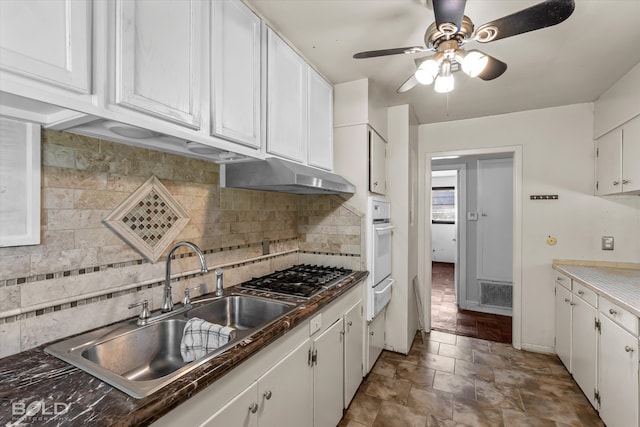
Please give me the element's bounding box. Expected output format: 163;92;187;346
463;301;513;317
520;342;555;354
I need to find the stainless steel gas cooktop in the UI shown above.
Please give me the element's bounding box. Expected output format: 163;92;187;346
237;264;355;298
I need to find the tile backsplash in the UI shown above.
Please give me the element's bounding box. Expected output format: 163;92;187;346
0;130;363;357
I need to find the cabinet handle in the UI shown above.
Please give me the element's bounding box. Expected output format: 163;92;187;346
263;390;272;400
625;346;634;353
569;301;576;306
577;290;584;296
622;179;629;184
249;403;259;413
557;277;564;281
373;181;378;187
609;308;617;315
564;298;571;303
370;331;374;336
613;180;620;186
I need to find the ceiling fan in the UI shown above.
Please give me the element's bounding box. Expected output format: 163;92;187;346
353;0;575;94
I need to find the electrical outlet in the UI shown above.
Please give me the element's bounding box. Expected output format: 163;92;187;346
602;236;614;250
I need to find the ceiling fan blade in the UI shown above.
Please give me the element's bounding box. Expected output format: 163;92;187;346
477;54;508;81
353;46;427;59
433;0;467;32
474;0;575;43
397;74;418;93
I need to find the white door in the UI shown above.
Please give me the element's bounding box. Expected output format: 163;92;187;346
307;68;333;170
266;28;307;162
201;382;258;427
595;129;623;195
258;338;312;427
313;319;344;427
0;0;91;92
598;315;639;427
571;296;597;407
554;285;572;371
114;0;201;128
211;0;262;148
477;158;513;283
343;300;363;408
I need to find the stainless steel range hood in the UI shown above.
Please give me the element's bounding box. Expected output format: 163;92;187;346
221;158;356;195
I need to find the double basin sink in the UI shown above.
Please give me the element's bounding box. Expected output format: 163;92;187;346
45;294;297;398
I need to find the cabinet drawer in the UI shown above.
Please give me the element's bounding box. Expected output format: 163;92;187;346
573;282;597;307
600;298;638;335
554;272;571;291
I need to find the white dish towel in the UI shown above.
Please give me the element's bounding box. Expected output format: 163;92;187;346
180;317;234;363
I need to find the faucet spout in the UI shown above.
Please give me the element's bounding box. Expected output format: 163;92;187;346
163;241;208;313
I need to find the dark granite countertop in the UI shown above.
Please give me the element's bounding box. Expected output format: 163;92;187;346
0;271;368;426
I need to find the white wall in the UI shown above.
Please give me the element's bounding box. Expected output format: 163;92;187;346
419;103;640;352
385;104;419;354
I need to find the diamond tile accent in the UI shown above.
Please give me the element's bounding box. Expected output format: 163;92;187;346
103;176;189;262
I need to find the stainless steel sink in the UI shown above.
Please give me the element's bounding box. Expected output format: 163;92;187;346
45;294;297;398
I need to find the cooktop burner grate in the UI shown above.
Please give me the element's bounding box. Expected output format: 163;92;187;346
237;264;354;298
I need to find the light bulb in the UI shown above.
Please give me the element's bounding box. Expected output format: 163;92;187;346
434;59;454;93
434;74;454;93
414;58;439;85
462;51;489;77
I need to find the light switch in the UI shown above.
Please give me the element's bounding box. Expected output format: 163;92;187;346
467;212;478;221
602;236;614;250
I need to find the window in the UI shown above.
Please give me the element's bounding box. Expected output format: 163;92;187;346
432;186;455;224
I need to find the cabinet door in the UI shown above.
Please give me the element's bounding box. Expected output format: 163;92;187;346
267;28;307;162
622;115;640;193
211;0;261;148
595;128;623;195
571;296;597;408
258;338;312;427
114;0;201;128
344;300;363;408
0;0;91;92
308;69;333;170
369;130;386;194
313;319;344;427
201;382;258;427
554;285;572;371
367;310;385;373
598;315;639;427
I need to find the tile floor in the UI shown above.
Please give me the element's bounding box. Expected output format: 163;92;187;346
338;330;603;427
431;262;512;343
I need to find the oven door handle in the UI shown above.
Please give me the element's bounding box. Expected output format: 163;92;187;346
374;278;394;294
374;225;395;232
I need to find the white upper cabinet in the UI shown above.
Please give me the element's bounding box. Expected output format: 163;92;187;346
113;0;201;128
211;0;262;149
308;68;333;170
0;0;91;93
266;28;308;163
369;129;387;195
596;115;640;195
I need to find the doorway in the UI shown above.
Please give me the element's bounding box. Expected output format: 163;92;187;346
429;154;514;344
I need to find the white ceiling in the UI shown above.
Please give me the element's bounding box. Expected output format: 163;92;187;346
246;0;640;124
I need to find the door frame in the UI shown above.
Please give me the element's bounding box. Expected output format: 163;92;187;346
431;164;467;308
420;146;523;349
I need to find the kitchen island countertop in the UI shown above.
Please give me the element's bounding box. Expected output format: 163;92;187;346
552;260;640;318
0;271;368;426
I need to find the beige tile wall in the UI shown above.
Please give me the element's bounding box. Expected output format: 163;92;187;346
0;130;365;358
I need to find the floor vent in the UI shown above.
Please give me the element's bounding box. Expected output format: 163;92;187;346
479;280;513;308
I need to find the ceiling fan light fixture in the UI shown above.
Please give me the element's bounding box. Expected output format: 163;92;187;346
415;58;439;85
461;51;489;77
434;59;454;93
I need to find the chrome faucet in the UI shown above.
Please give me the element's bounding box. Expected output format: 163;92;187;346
163;241;208;312
215;268;224;297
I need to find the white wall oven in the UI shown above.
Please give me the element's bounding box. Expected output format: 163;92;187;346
367;197;394;321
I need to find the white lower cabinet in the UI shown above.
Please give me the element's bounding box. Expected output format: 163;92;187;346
571;289;597;407
598;309;639;427
343;301;364;408
313;319;344;427
554;284;572;371
203;382;258;427
367;309;386;373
